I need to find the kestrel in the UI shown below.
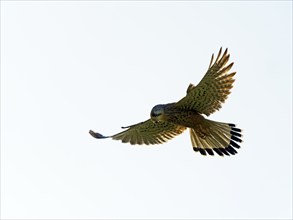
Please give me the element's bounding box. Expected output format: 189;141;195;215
90;48;242;156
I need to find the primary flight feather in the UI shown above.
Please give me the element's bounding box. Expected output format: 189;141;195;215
90;48;242;156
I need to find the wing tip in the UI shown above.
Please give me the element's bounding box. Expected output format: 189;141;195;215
89;130;109;139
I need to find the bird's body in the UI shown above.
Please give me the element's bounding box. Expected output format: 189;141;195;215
90;48;243;156
151;103;202;127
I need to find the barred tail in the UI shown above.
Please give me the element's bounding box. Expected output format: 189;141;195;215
190;119;242;156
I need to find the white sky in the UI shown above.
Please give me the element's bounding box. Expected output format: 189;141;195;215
1;1;292;219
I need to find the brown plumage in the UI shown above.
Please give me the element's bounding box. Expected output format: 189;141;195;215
90;48;242;156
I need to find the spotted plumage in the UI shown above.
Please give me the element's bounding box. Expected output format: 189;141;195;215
90;48;242;156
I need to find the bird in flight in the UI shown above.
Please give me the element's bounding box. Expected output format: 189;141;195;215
90;48;242;156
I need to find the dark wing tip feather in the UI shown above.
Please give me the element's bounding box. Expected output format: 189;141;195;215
231;127;242;133
206;148;214;156
230;130;242;137
89;130;110;139
213;148;224;156
199;148;207;156
219;148;230;156
226;146;238;155
230;139;241;149
231;135;242;143
228;124;242;133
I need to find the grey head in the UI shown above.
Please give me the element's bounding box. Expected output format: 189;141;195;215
150;104;165;122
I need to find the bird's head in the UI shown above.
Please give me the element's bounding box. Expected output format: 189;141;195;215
150;104;165;123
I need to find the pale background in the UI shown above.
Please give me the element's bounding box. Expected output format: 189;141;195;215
1;1;292;219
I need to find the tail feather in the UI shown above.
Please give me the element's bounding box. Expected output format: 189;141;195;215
190;119;242;156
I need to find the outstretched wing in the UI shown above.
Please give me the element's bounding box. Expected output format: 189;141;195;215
89;119;186;145
175;48;236;116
